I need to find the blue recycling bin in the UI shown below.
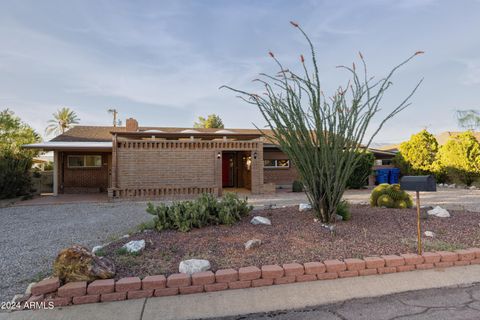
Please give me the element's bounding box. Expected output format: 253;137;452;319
376;169;390;184
389;168;400;184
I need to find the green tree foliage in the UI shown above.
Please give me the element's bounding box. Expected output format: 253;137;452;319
347;151;375;189
0;109;40;156
222;21;423;223
193;114;224;129
435;131;480;186
45;107;80;136
0;109;41;199
393;130;438;175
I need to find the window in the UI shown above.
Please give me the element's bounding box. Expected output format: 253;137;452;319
264;159;290;168
68;155;102;168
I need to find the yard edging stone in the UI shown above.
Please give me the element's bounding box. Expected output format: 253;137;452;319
21;247;480;310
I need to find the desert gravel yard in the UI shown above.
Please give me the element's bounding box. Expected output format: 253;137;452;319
103;204;480;280
2;187;480;306
0;202;152;305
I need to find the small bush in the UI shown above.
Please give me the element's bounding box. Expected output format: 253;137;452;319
0;154;33;199
146;193;253;232
347;152;375;189
115;247;128;255
292;180;304;192
370;183;412;209
336;200;351;221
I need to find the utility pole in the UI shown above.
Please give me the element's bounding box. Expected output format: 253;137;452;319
108;108;119;127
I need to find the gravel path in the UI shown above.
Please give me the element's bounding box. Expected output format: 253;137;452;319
0;202;152;304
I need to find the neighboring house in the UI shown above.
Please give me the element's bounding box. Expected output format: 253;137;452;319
24;118;395;199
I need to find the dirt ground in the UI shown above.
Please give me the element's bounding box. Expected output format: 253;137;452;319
102;204;480;278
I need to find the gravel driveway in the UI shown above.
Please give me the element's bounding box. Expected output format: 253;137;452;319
0;202;152;304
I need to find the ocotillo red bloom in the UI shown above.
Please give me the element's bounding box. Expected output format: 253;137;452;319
300;54;305;63
269;51;274;58
359;51;364;59
290;21;299;27
415;51;425;55
352;62;356;70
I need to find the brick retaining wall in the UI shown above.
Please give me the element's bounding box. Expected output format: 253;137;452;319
24;248;480;308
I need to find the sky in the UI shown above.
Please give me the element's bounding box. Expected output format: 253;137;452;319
1;0;480;145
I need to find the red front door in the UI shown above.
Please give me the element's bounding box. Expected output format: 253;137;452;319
222;153;234;187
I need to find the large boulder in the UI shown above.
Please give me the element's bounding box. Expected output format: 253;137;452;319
53;245;115;283
179;259;211;275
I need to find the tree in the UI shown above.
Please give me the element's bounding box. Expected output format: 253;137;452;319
0;109;40;156
45;107;80;136
193;114;224;129
222;21;423;223
435;131;480;186
394;130;438;175
0;109;41;199
456;109;480;131
347;151;375;189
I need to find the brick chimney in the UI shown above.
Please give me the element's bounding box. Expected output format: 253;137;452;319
125;118;138;132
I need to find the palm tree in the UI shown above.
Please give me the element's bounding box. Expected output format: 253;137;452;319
45;107;80;136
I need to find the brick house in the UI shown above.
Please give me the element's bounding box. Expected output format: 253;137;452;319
25;118;394;199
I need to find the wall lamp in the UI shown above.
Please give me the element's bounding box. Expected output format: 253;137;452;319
253;151;257;159
217;152;222;159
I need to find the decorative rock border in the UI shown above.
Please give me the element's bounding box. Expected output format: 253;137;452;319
20;248;480;309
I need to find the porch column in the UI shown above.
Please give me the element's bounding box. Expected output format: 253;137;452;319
53;150;58;196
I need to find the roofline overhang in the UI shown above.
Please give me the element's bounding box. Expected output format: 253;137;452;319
112;131;263;140
23;142;112;152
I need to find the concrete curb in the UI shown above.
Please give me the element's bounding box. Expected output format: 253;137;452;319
5;264;480;320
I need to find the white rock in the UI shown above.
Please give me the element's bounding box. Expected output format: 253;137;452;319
92;245;103;254
25;282;36;296
123;239;145;253
299;203;312;212
470;186;477;190
244;239;262;250
424;231;435;237
428;206;451;218
179;259;211;275
313;218;319;223
250;216;272;225
448;184;456;188
334;214;343;221
121;234;130;239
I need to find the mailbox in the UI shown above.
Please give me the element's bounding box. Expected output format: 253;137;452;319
400;175;436;192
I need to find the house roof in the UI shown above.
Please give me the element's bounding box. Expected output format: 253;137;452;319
50;126;271;142
27;125;396;156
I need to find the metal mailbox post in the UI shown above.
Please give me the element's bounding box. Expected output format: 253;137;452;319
400;175;437;255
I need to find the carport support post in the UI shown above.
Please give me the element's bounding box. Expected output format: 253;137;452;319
416;191;422;255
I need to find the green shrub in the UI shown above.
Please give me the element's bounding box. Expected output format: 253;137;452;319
0;154;34;199
292;180;304;192
370;183;412;209
336;200;351;221
347;152;375;189
146;193;253;232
